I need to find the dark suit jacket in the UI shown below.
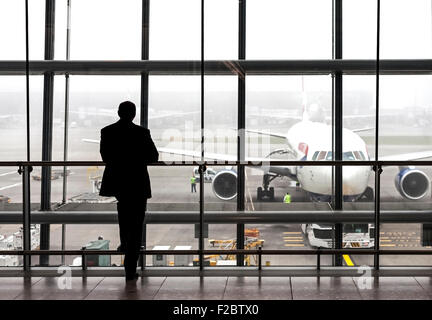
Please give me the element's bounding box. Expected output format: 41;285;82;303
99;120;159;198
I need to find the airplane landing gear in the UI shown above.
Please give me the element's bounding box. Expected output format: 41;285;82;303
359;186;374;201
257;174;277;201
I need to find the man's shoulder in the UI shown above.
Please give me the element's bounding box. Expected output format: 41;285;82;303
132;124;150;134
101;122;118;133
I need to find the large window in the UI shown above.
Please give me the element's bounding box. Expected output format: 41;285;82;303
0;1;432;271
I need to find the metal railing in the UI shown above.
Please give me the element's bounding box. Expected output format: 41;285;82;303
1;160;432;274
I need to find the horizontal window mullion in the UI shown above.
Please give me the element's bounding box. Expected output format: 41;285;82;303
1;60;432;75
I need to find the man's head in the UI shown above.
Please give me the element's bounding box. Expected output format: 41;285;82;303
118;101;136;121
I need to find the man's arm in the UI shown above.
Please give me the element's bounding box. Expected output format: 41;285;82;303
145;130;159;163
100;129;112;163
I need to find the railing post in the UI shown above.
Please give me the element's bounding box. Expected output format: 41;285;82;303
332;0;343;267
258;246;262;271
317;248;321;271
198;164;206;271
374;164;382;270
140;246;145;271
81;247;87;271
19;165;32;272
236;0;246;268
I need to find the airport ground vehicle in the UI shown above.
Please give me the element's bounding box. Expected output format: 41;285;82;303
0;225;40;266
301;223;375;248
204;228;264;266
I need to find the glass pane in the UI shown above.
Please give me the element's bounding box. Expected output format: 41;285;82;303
0;0;45;60
65;76;141;162
247;0;332;59
244;75;333;266
150;0;200;60
36;223;120;267
205;0;238;59
379;165;432;266
343;0;377;59
381;0;432;59
146;224;197;267
0;76;44;162
203;76;237;211
379;75;432;158
148;75;201;161
70;0;142;59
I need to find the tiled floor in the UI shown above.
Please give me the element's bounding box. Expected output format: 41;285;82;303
1;276;432;300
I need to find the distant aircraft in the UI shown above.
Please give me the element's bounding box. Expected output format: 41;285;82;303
84;104;432;202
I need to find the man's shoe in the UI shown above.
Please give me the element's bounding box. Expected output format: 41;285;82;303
125;273;139;281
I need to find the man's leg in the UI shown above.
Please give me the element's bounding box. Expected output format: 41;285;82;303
119;197;137;279
124;201;147;279
116;200;127;251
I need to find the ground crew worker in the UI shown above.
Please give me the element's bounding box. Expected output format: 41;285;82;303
283;192;291;204
190;176;197;193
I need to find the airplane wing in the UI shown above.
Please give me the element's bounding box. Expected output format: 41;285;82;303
157;147;280;164
243;129;287;140
82;139;268;162
379;151;432;162
248;113;302;122
82;139;100;144
82;138;298;179
352;127;374;133
149;111;199;120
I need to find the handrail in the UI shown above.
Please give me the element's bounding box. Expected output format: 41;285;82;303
1;160;432;166
0;249;431;256
2;210;432;224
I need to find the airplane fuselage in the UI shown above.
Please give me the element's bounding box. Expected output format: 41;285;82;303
282;120;371;201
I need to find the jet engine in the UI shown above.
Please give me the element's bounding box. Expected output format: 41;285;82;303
394;167;430;200
212;170;237;200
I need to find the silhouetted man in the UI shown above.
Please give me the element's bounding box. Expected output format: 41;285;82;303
99;101;159;281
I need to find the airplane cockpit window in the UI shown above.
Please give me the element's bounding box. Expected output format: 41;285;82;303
343;224;368;234
326;151;333;160
353;151;366;160
317;151;326;161
343;151;356;161
311;151;320;160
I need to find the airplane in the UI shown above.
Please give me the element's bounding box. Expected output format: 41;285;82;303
83;103;432;203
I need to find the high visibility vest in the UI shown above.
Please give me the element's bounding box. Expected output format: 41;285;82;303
190;177;196;184
284;194;291;203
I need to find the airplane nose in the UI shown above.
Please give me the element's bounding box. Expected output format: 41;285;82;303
342;166;370;195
